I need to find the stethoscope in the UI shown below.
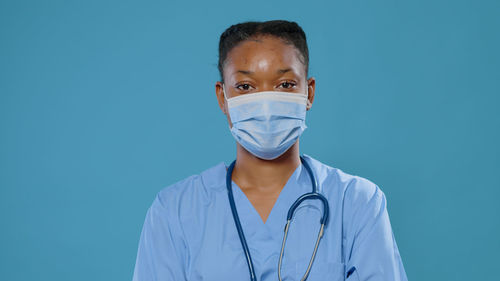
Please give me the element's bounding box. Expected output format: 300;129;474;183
226;155;330;281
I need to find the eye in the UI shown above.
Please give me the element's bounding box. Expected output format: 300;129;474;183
236;83;253;91
279;81;297;89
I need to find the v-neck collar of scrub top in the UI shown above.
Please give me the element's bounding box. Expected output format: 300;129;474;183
218;158;314;264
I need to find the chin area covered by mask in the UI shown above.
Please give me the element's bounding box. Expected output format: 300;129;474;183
223;84;309;160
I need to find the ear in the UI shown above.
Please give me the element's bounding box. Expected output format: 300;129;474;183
215;81;228;115
306;77;316;111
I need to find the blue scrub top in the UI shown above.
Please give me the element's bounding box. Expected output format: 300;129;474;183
132;154;408;281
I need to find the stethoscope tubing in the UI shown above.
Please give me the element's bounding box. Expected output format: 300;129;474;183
226;159;257;281
226;155;329;281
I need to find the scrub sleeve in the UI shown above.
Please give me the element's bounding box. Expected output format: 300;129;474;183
344;184;408;281
132;193;187;281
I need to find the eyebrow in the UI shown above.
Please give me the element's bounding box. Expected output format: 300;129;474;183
235;68;293;75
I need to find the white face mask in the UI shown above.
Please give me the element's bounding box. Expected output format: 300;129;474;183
223;84;309;160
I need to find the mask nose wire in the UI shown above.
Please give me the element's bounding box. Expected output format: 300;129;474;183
224;83;310;108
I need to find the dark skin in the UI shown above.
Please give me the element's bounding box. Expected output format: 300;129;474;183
215;35;316;223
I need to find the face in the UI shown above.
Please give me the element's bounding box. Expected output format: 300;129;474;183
215;35;316;128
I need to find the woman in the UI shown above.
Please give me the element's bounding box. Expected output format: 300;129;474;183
132;20;408;281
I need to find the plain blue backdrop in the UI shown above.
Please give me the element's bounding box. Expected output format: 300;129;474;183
1;0;499;280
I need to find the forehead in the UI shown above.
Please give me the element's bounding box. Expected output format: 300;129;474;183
224;36;305;79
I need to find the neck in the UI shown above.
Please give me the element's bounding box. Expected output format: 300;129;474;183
231;141;301;192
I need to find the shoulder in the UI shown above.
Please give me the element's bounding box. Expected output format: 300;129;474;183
303;154;388;238
303;154;386;212
151;161;227;217
335;167;384;211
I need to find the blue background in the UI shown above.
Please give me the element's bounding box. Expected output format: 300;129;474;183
1;0;499;280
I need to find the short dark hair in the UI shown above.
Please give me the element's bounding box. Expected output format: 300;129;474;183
217;20;309;83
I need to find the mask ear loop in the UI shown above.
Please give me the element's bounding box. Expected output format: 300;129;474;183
222;83;228;100
222;83;229;115
305;86;312;109
222;83;232;126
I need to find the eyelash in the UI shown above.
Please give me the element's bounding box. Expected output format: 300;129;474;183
235;81;297;91
279;81;297;89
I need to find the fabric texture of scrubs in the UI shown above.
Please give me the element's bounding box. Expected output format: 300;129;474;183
132;154;408;281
